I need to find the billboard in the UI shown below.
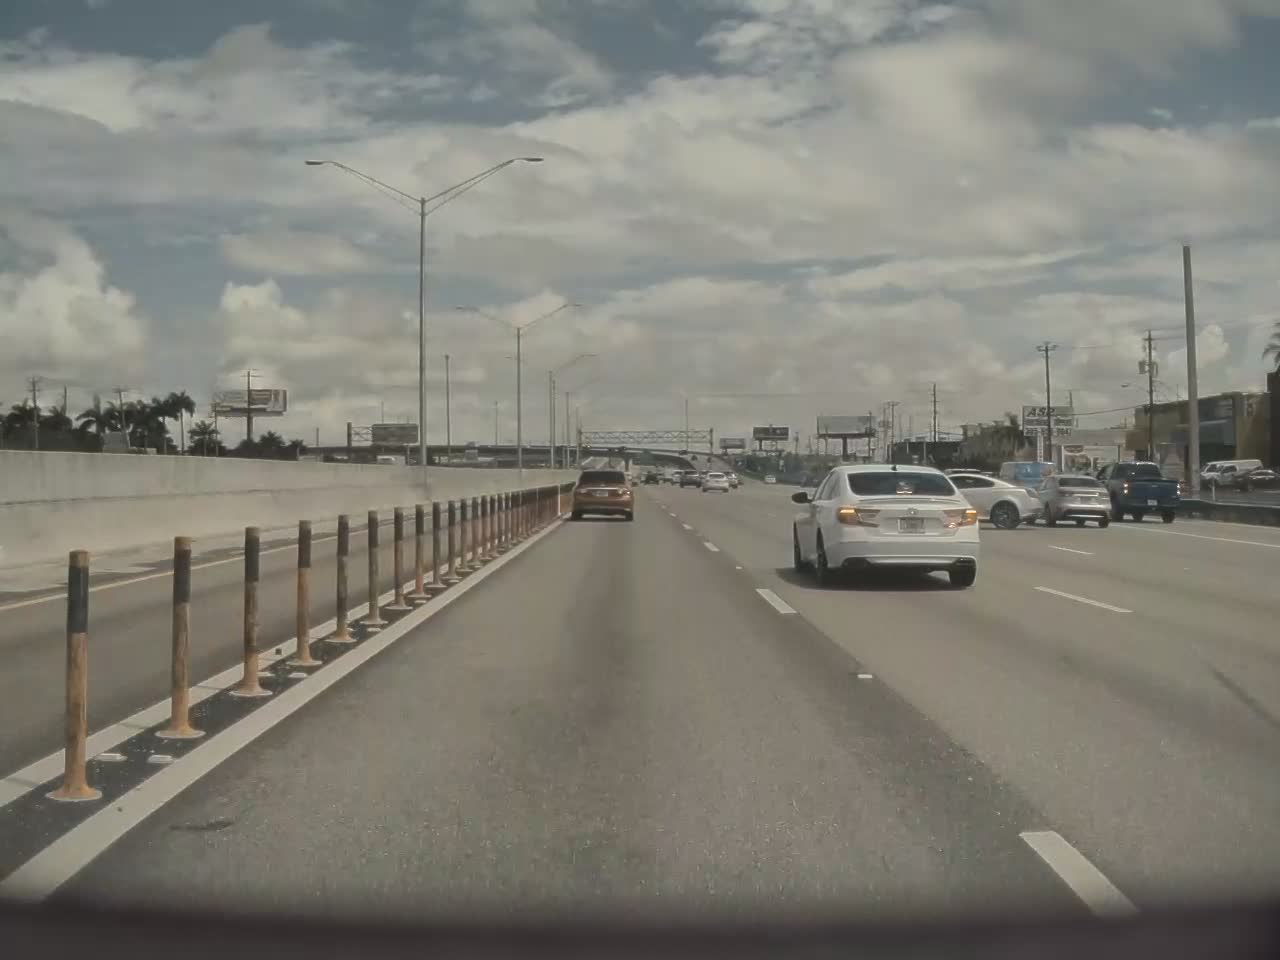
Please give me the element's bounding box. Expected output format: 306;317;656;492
719;437;747;451
1022;405;1073;434
371;422;420;445
816;415;875;436
752;425;790;441
212;389;288;418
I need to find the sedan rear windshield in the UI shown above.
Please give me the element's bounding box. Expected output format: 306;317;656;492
846;472;955;496
578;471;627;486
1057;477;1102;488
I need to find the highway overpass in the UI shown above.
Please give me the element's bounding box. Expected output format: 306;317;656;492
1;472;1279;921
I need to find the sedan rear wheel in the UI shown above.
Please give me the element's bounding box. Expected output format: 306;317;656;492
1098;516;1110;528
814;534;837;586
949;565;977;588
1074;518;1085;527
990;501;1019;530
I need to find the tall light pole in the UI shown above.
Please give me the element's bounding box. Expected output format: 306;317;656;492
444;353;452;464
455;302;579;474
304;155;543;486
549;353;596;468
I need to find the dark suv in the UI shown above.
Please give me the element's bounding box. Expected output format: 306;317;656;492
679;470;701;488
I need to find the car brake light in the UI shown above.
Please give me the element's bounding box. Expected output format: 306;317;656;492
943;508;978;528
837;506;879;526
836;506;859;525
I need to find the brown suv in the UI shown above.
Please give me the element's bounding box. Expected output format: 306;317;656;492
572;469;635;521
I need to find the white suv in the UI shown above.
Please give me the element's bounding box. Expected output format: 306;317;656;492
791;465;979;588
702;471;730;493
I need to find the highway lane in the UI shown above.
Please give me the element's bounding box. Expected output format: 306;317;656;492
62;490;1079;921
0;510;445;775
656;480;1280;907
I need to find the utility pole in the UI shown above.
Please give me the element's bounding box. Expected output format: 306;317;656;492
1144;329;1157;459
684;395;690;451
444;353;452;464
493;401;499;446
931;383;939;445
29;376;41;451
886;400;900;462
62;385;68;420
315;426;320;450
867;410;874;461
1183;244;1200;492
244;369;258;443
1037;342;1058;462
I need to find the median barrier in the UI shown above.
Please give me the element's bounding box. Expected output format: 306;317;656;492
289;521;319;668
1178;498;1280;527
332;515;354;643
408;504;428;603
37;481;572;803
158;536;203;739
445;501;460;585
231;527;270;697
387;508;410;612
49;549;99;802
0;449;575;569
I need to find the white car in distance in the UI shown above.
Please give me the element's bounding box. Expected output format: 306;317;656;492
791;465;979;588
702;471;731;493
947;472;1042;529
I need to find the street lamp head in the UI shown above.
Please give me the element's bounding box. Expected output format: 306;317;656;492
520;157;545;163
303;160;327;166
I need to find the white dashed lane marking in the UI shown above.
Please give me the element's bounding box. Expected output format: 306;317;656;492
702;542;720;552
1021;830;1137;917
1048;545;1093;556
1034;586;1132;614
755;588;796;615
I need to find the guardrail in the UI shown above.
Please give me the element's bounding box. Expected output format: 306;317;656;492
45;482;575;802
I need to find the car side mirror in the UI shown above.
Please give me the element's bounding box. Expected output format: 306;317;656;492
791;491;811;504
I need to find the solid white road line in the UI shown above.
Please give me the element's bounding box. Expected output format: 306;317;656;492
1034;586;1132;614
1048;545;1094;556
755;588;796;615
1113;524;1280;549
0;516;565;901
1020;830;1137;917
702;542;720;552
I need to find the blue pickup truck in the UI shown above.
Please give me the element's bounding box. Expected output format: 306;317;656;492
1096;461;1181;523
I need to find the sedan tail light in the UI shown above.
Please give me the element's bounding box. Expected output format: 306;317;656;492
943;507;979;528
837;506;880;526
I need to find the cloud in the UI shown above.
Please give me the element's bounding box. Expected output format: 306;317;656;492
219;229;386;276
0;213;147;398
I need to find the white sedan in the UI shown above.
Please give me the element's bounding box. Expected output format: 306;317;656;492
701;471;731;493
947;472;1042;529
792;465;980;588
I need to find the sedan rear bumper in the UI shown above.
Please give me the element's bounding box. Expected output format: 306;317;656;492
827;537;978;571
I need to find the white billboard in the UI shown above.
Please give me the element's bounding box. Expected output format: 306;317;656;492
212;389;288;418
816;415;875;436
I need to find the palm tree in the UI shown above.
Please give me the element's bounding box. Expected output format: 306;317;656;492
5;400;38;436
40;404;73;433
76;396;119;437
1265;321;1280;371
166;391;196;453
188;420;220;456
258;430;286;453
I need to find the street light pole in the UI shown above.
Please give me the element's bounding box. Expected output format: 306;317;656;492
304;155;544;487
455;301;580;478
548;370;556;469
444;353;452;464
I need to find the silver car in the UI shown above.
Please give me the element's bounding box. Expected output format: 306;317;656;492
948;473;1042;529
1038;474;1111;527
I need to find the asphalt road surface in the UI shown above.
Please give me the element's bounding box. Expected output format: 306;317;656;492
45;479;1280;922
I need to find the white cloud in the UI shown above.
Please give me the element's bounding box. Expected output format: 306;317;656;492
219;229;385;276
0;213;146;399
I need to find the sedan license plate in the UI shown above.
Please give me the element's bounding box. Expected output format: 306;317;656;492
1146;499;1158;507
898;517;925;534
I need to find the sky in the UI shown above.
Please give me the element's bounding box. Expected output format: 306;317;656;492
2;0;1279;448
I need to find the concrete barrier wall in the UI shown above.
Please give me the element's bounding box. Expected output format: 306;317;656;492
1178;498;1280;527
0;451;575;567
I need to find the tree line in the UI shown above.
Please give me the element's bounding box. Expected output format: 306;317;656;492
1;391;308;459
